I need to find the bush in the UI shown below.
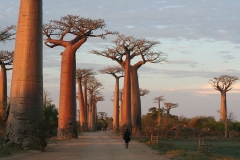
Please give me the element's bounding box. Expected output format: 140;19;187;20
44;104;58;137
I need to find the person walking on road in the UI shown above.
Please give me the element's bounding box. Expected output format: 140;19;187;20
123;128;131;149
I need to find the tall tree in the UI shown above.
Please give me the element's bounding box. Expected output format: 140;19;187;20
153;96;165;126
5;0;46;150
0;25;15;43
99;66;124;133
43;15;115;139
0;51;13;120
76;68;94;131
92;35;166;134
92;95;104;131
87;77;103;131
209;75;239;138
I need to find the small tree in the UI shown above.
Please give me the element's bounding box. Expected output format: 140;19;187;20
164;102;179;115
153;96;165;126
209;75;239;138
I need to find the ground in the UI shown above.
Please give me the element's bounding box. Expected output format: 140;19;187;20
1;130;169;160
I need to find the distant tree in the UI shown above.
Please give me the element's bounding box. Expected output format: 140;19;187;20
209;75;238;138
153;96;165;126
93;95;104;130
43;15;115;139
99;66;124;133
44;103;58;137
0;51;13;120
98;112;107;120
87;77;103;131
0;25;15;43
76;68;95;131
164;102;179;115
5;0;46;150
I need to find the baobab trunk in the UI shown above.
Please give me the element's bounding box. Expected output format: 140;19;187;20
5;0;46;149
57;47;77;139
121;53;131;135
0;65;7;118
131;66;141;137
92;101;97;131
220;91;227;121
77;78;86;131
113;78;120;133
88;94;93;130
157;102;161;126
83;82;88;127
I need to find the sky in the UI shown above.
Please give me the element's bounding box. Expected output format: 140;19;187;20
0;0;240;121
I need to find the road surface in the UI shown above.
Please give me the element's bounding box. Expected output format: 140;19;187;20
1;131;169;160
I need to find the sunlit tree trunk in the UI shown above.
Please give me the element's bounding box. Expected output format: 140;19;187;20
92;100;97;131
113;78;120;133
83;82;88;127
57;47;77;139
131;66;141;137
77;78;86;131
0;65;7;118
220;91;227;121
121;53;131;134
5;0;46;149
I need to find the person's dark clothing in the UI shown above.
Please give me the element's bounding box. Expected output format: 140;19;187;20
123;130;131;149
123;130;131;143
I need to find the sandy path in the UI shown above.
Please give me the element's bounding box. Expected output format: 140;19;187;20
1;131;169;160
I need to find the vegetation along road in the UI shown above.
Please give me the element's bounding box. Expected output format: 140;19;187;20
1;131;169;160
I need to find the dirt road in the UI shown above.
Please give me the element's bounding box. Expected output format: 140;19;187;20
1;131;169;160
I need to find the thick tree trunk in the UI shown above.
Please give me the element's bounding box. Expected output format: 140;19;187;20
0;65;7;118
57;47;77;139
119;94;123;129
5;0;46;150
220;91;227;121
112;78;119;133
157;102;161;126
77;78;86;131
131;66;141;137
120;53;131;135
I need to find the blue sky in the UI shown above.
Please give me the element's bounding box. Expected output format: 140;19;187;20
0;0;240;121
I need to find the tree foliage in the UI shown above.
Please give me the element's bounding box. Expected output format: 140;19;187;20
0;25;16;43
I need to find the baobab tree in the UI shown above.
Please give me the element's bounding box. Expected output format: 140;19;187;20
92;95;104;130
209;75;239;138
91;34;166;134
0;25;15;43
164;102;179;115
0;51;13;120
153;96;165;126
87;77;103;131
5;0;46;149
76;68;95;131
132;88;150;137
43;15;115;139
99;66;124;133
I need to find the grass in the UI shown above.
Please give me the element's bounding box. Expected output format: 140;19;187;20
136;137;240;160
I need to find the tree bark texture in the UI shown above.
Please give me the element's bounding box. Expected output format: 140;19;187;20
0;65;7;118
77;78;87;131
220;91;227;121
5;0;46;150
130;66;141;137
57;47;77;139
112;78;120;133
120;53;131;135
